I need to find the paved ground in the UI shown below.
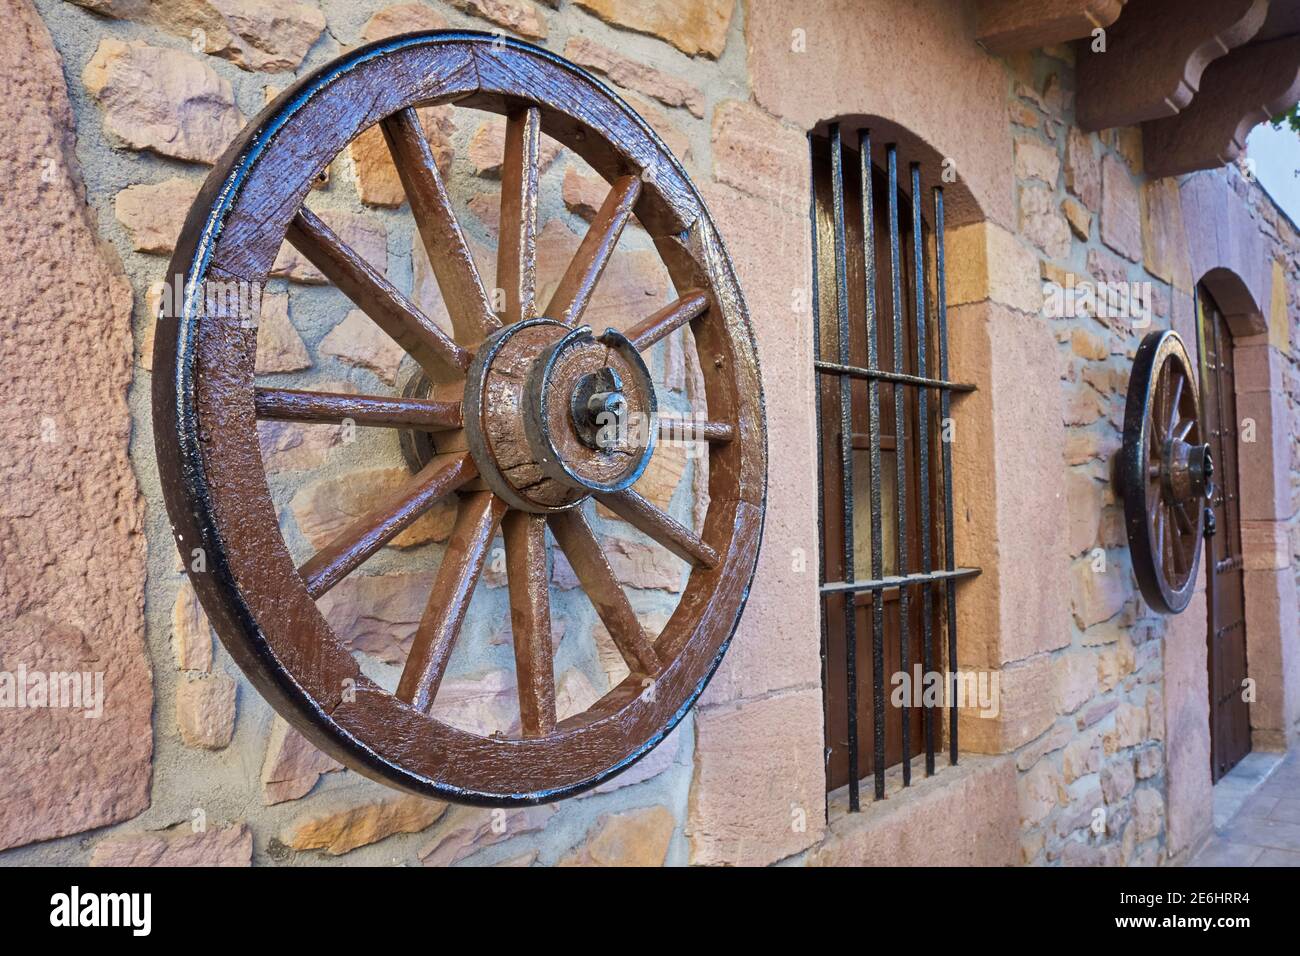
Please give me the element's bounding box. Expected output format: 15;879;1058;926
1190;748;1300;866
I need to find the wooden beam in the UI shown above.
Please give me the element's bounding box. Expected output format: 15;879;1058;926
976;0;1127;54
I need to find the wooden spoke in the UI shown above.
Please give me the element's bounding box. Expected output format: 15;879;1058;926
503;511;556;737
254;387;462;430
546;174;642;325
381;107;498;346
397;493;507;712
658;416;734;444
1175;418;1194;441
1155;506;1166;566
498;106;541;325
624;290;710;351
1167;374;1184;437
548;509;660;676
287;207;470;375
596;488;719;569
299;453;476;598
1169;506;1187;574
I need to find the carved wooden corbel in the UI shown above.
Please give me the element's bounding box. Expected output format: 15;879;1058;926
1076;0;1268;131
1144;35;1300;177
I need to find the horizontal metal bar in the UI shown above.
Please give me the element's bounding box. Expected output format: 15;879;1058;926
819;566;981;595
814;360;975;393
1215;555;1244;574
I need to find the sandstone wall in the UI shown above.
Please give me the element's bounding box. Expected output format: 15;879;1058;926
0;0;1294;867
0;0;151;853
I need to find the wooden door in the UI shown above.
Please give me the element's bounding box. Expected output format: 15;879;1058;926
1198;287;1251;781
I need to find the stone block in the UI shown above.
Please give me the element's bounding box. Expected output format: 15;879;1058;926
1140;177;1193;290
558;806;675;866
71;0;324;72
1065;127;1101;211
0;5;152;851
261;717;343;805
689;689;825;865
574;0;732;57
171;580;213;673
808;756;1018;865
564;37;704;116
961;653;1055;753
176;673;237;749
945;222;1041;314
284;794;448;855
114;177;201;254
1014;135;1060;185
1101;154;1142;262
711;99;806;206
83;39;244;164
447;0;547;39
91;824;252;867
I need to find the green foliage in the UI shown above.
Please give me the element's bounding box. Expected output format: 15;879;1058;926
1271;103;1300;136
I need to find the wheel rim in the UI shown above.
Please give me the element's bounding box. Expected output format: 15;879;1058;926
1119;330;1210;615
152;32;766;804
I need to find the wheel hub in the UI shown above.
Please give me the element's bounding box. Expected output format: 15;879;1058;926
1160;438;1213;504
457;318;657;513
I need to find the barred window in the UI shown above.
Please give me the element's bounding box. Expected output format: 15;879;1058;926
809;124;979;808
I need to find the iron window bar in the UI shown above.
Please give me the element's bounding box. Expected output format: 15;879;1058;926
884;138;911;799
810;125;980;811
813;361;975;392
859;130;887;806
820;566;981;595
828;122;860;807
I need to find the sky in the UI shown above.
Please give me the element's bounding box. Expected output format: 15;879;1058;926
1246;120;1300;227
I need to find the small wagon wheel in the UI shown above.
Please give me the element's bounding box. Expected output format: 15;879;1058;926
153;32;766;804
1118;330;1213;615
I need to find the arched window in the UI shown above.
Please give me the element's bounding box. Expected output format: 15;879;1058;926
810;124;978;808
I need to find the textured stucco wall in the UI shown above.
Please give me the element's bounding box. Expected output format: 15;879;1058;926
0;0;1295;867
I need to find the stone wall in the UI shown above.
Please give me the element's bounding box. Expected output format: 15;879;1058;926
0;0;1295;867
997;47;1181;865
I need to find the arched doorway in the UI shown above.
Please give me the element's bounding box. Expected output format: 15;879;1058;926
1196;282;1251;780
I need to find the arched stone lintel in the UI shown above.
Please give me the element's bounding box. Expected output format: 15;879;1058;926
1200;267;1268;338
811;115;985;229
1179;170;1272;336
743;0;1015;231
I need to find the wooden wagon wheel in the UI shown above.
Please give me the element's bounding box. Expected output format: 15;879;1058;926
152;32;766;804
1118;330;1213;615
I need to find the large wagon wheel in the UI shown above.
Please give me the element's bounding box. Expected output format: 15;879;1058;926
1118;330;1213;615
153;32;765;804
